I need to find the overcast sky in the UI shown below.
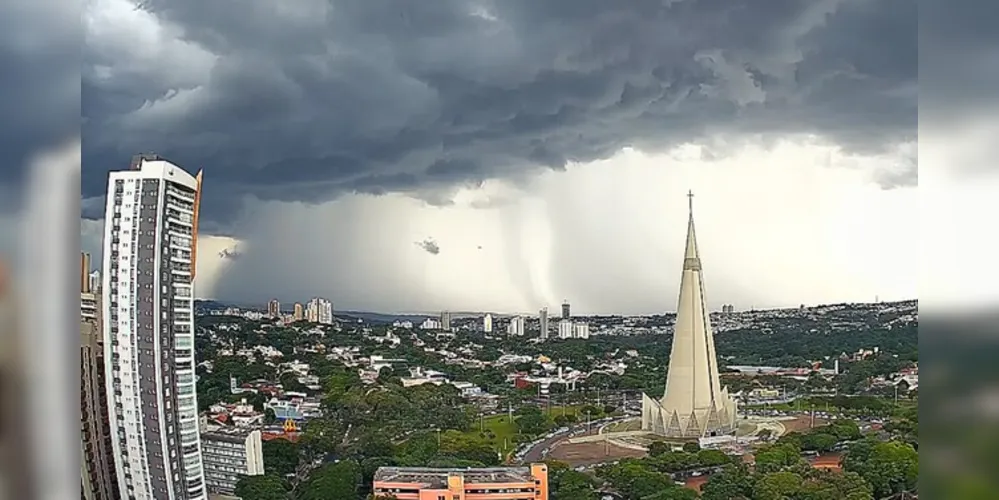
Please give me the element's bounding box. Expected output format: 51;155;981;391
12;0;995;314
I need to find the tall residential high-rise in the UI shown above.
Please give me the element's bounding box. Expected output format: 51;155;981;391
506;316;525;336
101;155;207;499
538;307;549;339
81;253;119;500
482;314;493;333
561;300;570;320
572;322;590;339
642;192;737;438
267;299;280;318
557;319;573;339
306;297;334;324
440;311;452;331
293;302;304;321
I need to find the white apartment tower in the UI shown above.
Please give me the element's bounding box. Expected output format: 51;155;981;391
440;311;452;331
538;308;549;339
306;297;333;325
101;155;207;499
558;319;573;339
507;316;525;336
482;314;493;333
572;322;590;339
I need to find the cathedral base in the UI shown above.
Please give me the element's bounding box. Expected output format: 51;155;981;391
640;393;738;439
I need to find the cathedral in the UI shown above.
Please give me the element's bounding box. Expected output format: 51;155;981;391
642;192;738;438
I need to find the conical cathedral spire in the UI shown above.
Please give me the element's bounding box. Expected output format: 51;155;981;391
641;190;738;438
683;190;700;270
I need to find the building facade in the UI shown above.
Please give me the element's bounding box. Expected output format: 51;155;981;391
506;316;525;336
267;299;280;318
482;314;492;333
538;308;549;339
373;464;549;500
560;300;570;320
101;155;207;499
199;426;264;496
306;297;333;324
557;320;573;339
642;192;737;438
81;253;119;500
293;303;303;321
440;311;452;331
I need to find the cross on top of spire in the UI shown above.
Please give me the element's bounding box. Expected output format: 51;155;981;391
687;190;694;216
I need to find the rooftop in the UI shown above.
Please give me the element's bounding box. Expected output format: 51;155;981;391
373;466;539;488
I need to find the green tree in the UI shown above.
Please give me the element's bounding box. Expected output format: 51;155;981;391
553;470;599;500
297;460;362;500
647;441;671;457
798;470;873;500
701;464;753;500
843;439;918;498
753;471;804;500
234;474;289;500
681;441;701;453
263;439;300;477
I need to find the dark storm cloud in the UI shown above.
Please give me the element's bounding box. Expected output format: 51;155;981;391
0;0;80;198
74;0;922;223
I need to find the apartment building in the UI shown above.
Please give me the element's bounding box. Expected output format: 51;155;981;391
373;464;549;500
199;426;264;496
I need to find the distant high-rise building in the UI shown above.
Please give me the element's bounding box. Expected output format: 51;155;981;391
306;298;334;324
267;299;280;318
199;426;264;496
642;191;737;438
557;319;573;339
483;314;493;333
539;308;549;339
561;300;570;320
89;270;101;294
81;253;119;500
721;304;735;314
440;311;452;331
293;302;304;321
572;322;590;339
101;155;207;499
507;316;525;336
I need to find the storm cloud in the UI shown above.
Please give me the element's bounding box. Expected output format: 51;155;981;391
76;0;918;226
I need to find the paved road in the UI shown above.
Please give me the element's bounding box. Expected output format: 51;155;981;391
519;416;634;464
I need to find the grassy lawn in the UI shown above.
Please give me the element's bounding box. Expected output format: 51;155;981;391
466;414;521;456
463;404;627;458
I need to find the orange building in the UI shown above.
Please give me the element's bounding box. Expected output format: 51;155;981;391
373;464;549;500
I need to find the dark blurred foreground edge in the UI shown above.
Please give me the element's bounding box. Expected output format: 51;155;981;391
920;313;999;498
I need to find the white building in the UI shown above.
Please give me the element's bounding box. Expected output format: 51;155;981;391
483;314;493;333
572;322;590;339
642;192;737;438
420;318;441;330
101;155;207;499
539;308;549;339
306;297;334;324
507;316;525;336
440;311;452;331
558;319;574;339
199;426;264;496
